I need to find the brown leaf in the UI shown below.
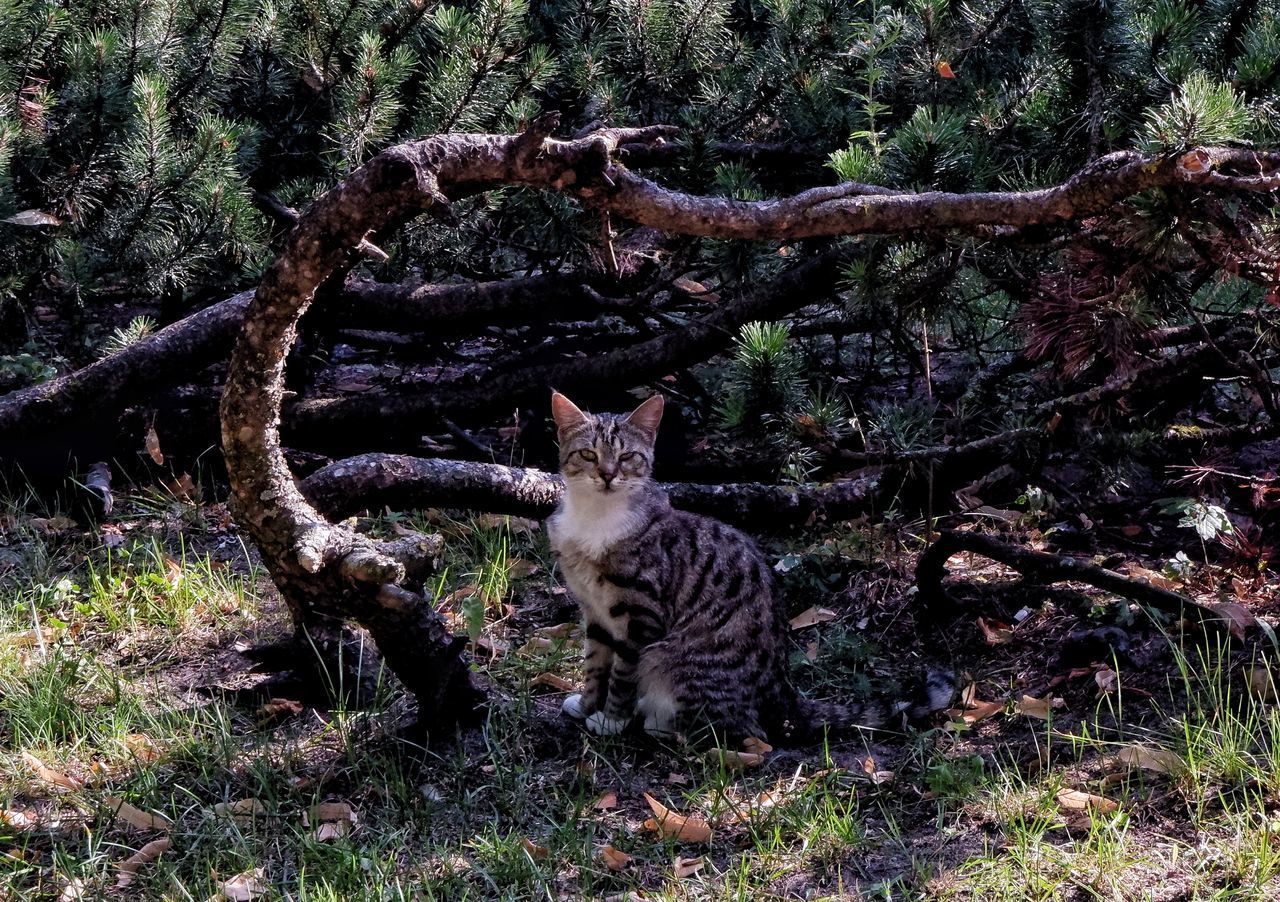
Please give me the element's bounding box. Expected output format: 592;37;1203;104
1211;602;1255;640
532;622;578;640
122;734;161;764
673;855;706;878
1056;788;1119;814
165;473;197;502
936;60;956;78
742;737;773;756
1094;666;1119;694
5;209;62;227
946;698;1004;725
256;698;304;723
22;751;83;790
1116;746;1187;777
1;809;36;830
530;672;575;692
144;426;164;465
1246;663;1277;701
804;640;819;661
788;606;837;630
593;791;618;810
861;756;895;785
672;277;720;302
704;749;765;769
106;797;172;833
213;798;268;825
1178;149;1210;173
506;558;540;579
521;837;549;859
720;790;782;825
1014;694;1064;720
162;554;184;585
642;793;713;843
600;844;631;871
115;837;171;889
519;636;556;655
977;617;1014;645
2;627;58;648
218;868;268;901
305;801;357;842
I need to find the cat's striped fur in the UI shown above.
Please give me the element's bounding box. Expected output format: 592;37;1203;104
546;391;954;742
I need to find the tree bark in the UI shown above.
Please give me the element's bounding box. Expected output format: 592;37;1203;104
216;114;1280;732
300;453;887;527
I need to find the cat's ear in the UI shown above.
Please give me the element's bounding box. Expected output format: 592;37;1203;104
624;394;664;439
550;391;589;433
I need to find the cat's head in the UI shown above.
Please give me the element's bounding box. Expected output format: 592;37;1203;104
550;391;663;496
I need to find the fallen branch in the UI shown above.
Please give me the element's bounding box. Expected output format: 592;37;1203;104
916;530;1222;624
300;453;886;527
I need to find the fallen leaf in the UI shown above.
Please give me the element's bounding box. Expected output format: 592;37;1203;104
742;737;773;756
533;622;578;640
506;559;539;579
1246;663;1277;701
144;426;164;465
519;636;555;655
58;878;89;901
1056;788;1119;814
600;844;631;871
4;209;62;226
666;772;690;785
805;640;819;661
1124;564;1180;591
22;752;83;790
213;798;268;825
1116;746;1187;777
305;801;357;842
256;698;304;722
977;617;1014;645
1178;149;1210;173
788;607;837;630
672;277;720;301
530;672;575;692
162;555;184;584
704;749;765;769
165;473;197;502
116;837;171;888
122;734;161;764
721;790;782;824
936;60;956;78
593;791;618;810
2;627;58;648
1;809;35;830
1094;666;1119;694
1015;694;1064;720
521;837;548;859
106;797;172;833
1211;602;1255;640
642;793;713;843
947;698;1004;725
861;756;895;785
674;855;706;878
217;868;268;901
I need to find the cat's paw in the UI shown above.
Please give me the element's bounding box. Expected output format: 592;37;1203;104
585;711;629;736
561;693;590;720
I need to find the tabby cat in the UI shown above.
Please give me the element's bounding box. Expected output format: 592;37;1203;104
546;390;953;742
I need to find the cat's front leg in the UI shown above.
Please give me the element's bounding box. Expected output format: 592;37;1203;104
562;623;614;720
586;644;639;736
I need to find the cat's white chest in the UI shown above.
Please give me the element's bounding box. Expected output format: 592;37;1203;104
547;490;642;561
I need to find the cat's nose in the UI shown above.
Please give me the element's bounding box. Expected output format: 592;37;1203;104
599;465;618;485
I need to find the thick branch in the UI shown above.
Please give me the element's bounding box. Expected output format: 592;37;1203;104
300;453;886;527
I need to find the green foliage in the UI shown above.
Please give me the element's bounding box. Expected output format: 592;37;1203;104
1141;71;1255;150
719;320;804;433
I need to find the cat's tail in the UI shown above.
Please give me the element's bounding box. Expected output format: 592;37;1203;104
776;667;957;739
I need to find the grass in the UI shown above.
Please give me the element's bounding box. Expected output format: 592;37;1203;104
0;490;1278;900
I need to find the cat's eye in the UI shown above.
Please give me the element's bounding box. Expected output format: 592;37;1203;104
619;452;637;462
578;449;598;462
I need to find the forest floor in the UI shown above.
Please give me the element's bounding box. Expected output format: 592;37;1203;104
1;481;1279;901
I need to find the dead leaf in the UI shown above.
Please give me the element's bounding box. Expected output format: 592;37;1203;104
116;837;171;888
506;559;539;579
861;756;895;785
600;844;631;871
1116;746;1187;777
165;473;197;503
533;622;578;640
642;793;713;843
1178;149;1210;173
519;636;555;655
1056;788;1119;814
213;798;268;825
1015;694;1064;720
2;627;58;648
122;734;161;764
521;837;548;859
1094;666;1119;694
742;737;773;756
721;789;783;824
704;749;765;769
1246;663;1277;701
788;606;837;630
530;672;575;692
674;855;706;878
593;791;618;810
936;60;956;78
1;809;35;830
217;868;268;901
977;617;1014;645
22;751;83;790
144;426;164;465
256;698;304;722
672;277;720;301
106;797;172;833
5;209;62;227
162;554;184;584
947;698;1004;725
1124;564;1180;591
804;640;819;661
666;772;690;785
1211;602;1256;640
305;801;357;842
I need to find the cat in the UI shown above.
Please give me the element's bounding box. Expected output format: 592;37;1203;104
545;390;954;743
